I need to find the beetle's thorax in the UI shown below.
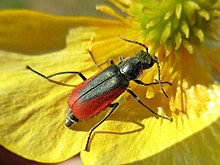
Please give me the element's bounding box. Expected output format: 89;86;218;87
119;50;155;80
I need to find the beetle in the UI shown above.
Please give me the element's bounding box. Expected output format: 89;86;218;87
27;37;173;151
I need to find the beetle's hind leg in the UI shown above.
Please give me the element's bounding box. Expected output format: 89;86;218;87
26;65;87;86
85;102;119;151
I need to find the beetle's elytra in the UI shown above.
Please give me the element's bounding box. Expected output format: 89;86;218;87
27;37;172;151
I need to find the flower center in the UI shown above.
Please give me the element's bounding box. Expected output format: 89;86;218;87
112;0;220;55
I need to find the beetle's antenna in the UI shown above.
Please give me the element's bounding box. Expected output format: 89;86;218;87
153;57;169;98
119;36;149;53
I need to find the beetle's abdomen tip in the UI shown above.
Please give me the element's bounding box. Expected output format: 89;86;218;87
65;107;79;127
65;116;79;127
65;118;74;127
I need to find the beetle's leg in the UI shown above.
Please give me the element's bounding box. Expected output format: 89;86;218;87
26;65;86;87
134;79;172;86
118;56;127;65
46;71;86;81
88;50;114;67
126;89;173;122
27;65;87;80
134;79;171;98
85;102;119;151
119;56;125;62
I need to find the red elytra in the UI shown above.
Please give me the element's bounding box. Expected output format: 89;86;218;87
69;88;125;121
68;69;126;120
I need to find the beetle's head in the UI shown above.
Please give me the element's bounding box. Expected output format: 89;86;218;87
137;50;157;69
119;50;156;80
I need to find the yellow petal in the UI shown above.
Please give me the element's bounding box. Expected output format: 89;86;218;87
90;29;142;67
96;5;126;22
0;10;127;55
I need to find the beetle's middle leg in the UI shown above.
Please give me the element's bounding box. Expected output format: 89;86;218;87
85;102;119;151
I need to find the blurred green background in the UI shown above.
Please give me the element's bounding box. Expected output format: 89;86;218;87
0;0;113;18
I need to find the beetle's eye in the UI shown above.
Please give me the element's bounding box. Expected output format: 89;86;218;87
142;57;154;69
149;58;155;67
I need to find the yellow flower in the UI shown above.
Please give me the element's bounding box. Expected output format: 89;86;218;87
0;0;220;164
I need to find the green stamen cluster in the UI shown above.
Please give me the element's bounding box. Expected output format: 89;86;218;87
128;0;220;55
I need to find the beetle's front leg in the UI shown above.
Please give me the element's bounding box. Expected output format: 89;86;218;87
127;89;172;121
